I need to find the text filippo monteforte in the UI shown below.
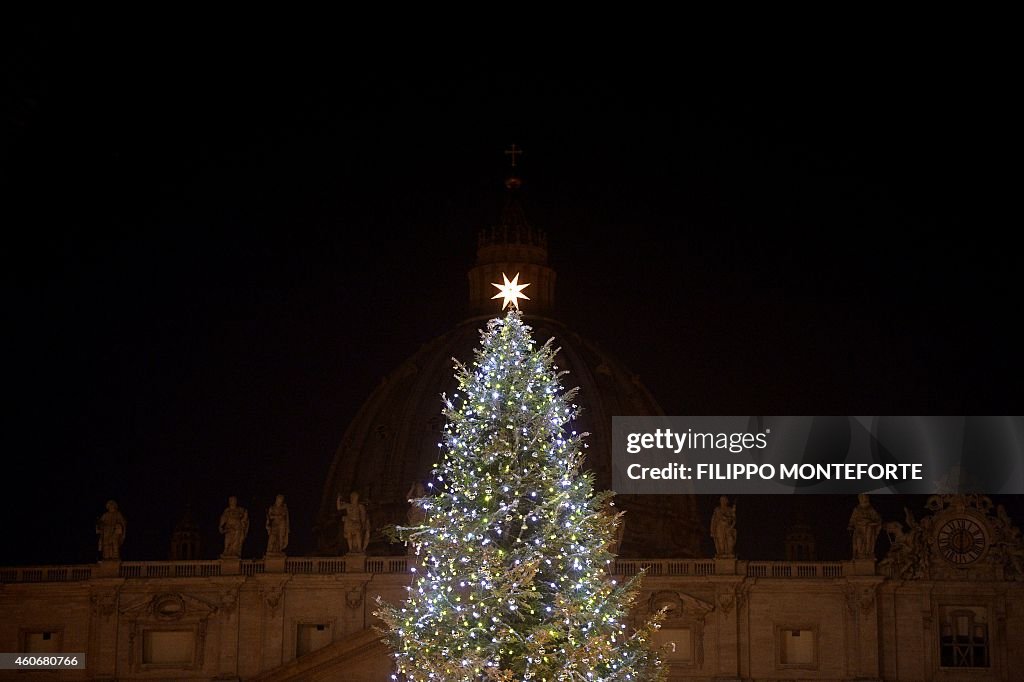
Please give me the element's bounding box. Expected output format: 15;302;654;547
624;428;922;482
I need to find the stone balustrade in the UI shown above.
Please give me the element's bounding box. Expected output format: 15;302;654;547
612;559;847;578
118;560;223;578
745;560;845;578
612;559;719;577
0;565;96;582
0;557;856;583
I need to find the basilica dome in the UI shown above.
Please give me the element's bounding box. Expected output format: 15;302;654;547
317;176;702;558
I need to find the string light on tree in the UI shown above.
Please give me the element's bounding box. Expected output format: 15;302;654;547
491;272;531;310
375;307;665;681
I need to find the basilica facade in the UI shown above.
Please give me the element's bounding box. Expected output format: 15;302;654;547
3;178;1022;681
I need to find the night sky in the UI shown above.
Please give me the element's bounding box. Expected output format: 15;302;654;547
4;23;1020;566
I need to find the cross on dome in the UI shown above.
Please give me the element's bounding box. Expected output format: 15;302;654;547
504;144;523;168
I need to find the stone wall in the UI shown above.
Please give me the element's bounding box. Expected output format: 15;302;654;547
2;558;1022;680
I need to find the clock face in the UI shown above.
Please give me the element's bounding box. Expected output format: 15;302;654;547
936;517;987;565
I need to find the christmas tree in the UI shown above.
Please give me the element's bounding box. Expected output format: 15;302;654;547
376;300;665;681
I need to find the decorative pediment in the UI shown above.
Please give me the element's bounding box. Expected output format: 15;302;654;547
925;493;993;514
648;590;714;622
119;591;218;673
717;581;752;617
90;589;119;619
119;592;218;621
259;580;290;616
844;583;877;616
882;495;1024;581
646;591;711;668
219;587;239;616
346;583;366;610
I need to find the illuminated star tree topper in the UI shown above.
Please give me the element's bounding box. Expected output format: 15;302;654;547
491;272;531;310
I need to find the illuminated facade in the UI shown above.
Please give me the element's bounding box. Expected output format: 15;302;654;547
2;180;1022;681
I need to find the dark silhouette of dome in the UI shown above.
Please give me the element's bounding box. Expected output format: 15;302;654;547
316;171;702;558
